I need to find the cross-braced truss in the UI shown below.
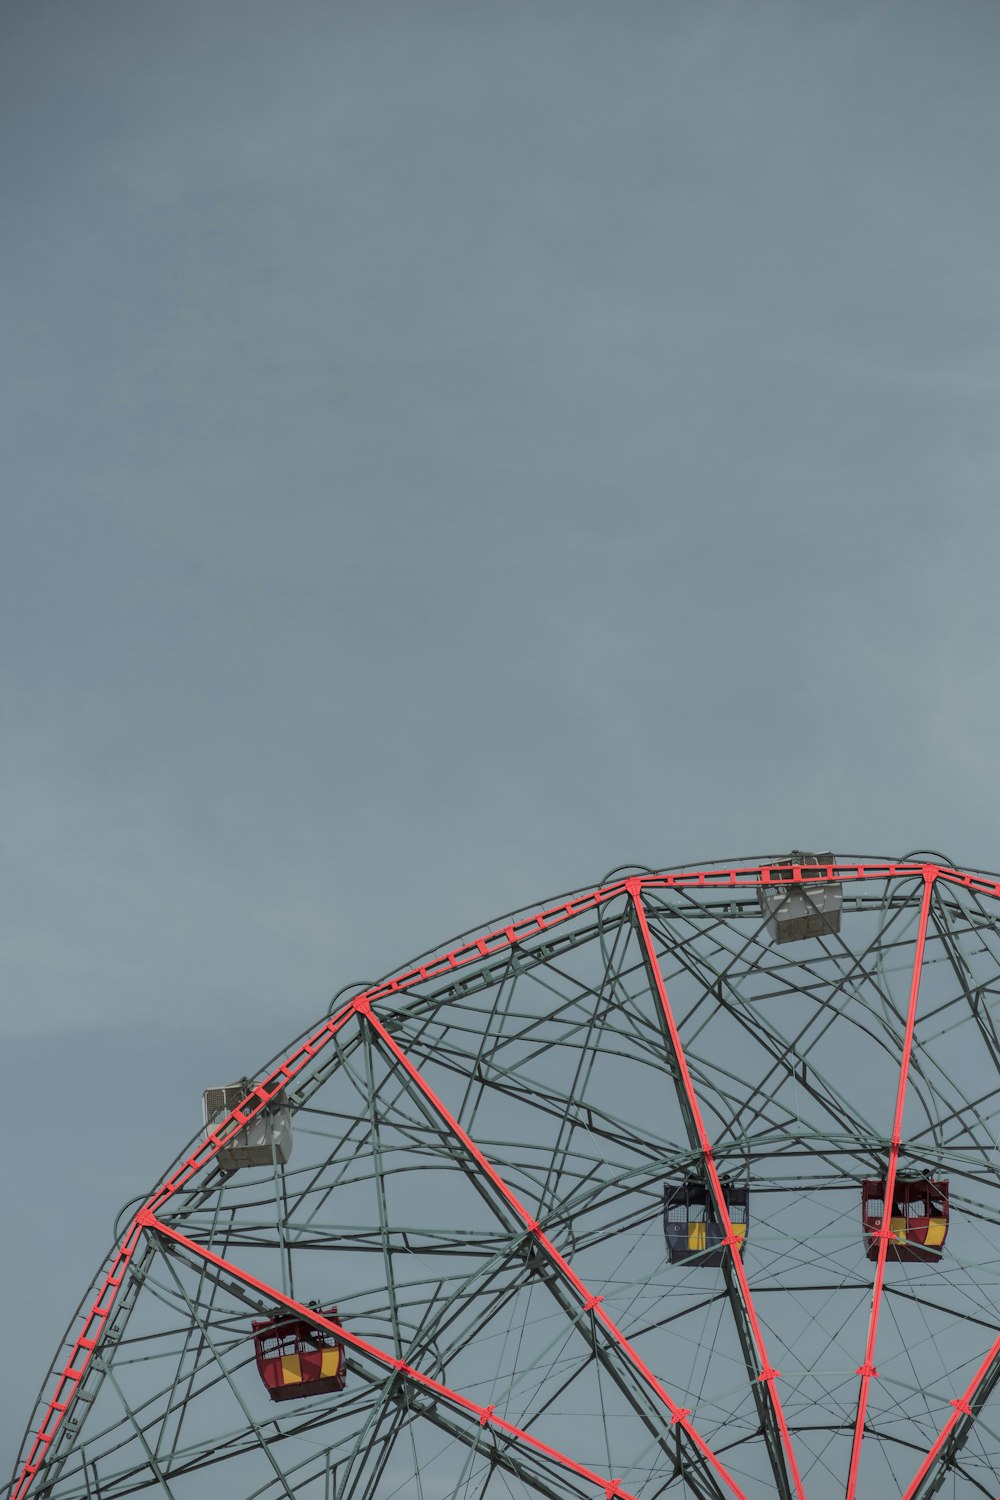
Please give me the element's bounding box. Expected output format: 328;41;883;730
10;856;1000;1500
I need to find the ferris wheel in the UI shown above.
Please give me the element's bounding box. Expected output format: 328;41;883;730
10;854;1000;1500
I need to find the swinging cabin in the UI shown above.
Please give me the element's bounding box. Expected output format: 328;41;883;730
862;1177;949;1263
758;852;843;944
664;1180;749;1266
252;1308;347;1401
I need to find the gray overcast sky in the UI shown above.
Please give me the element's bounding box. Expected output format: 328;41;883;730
5;0;1000;1471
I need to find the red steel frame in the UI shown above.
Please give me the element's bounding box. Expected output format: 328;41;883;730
135;1209;641;1500
844;869;935;1500
628;880;807;1500
899;1332;1000;1500
14;858;1000;1500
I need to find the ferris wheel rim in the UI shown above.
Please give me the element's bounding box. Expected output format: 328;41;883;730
12;854;1000;1500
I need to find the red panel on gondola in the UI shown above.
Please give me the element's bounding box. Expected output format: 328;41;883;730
861;1177;949;1263
252;1307;347;1402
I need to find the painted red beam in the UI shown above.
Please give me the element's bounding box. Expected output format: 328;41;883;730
8;998;368;1500
844;870;936;1500
899;1332;1000;1499
139;1209;638;1500
628;879;808;1500
9;1218;147;1500
358;997;748;1500
935;866;1000;902
636;860;938;894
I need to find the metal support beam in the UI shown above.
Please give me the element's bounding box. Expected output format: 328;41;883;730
845;869;935;1500
358;998;744;1500
901;1335;1000;1500
628;879;805;1500
136;1208;646;1500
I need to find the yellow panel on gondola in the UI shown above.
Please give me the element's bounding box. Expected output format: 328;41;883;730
924;1219;947;1248
665;1179;750;1267
688;1223;707;1252
320;1347;342;1379
280;1355;303;1385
